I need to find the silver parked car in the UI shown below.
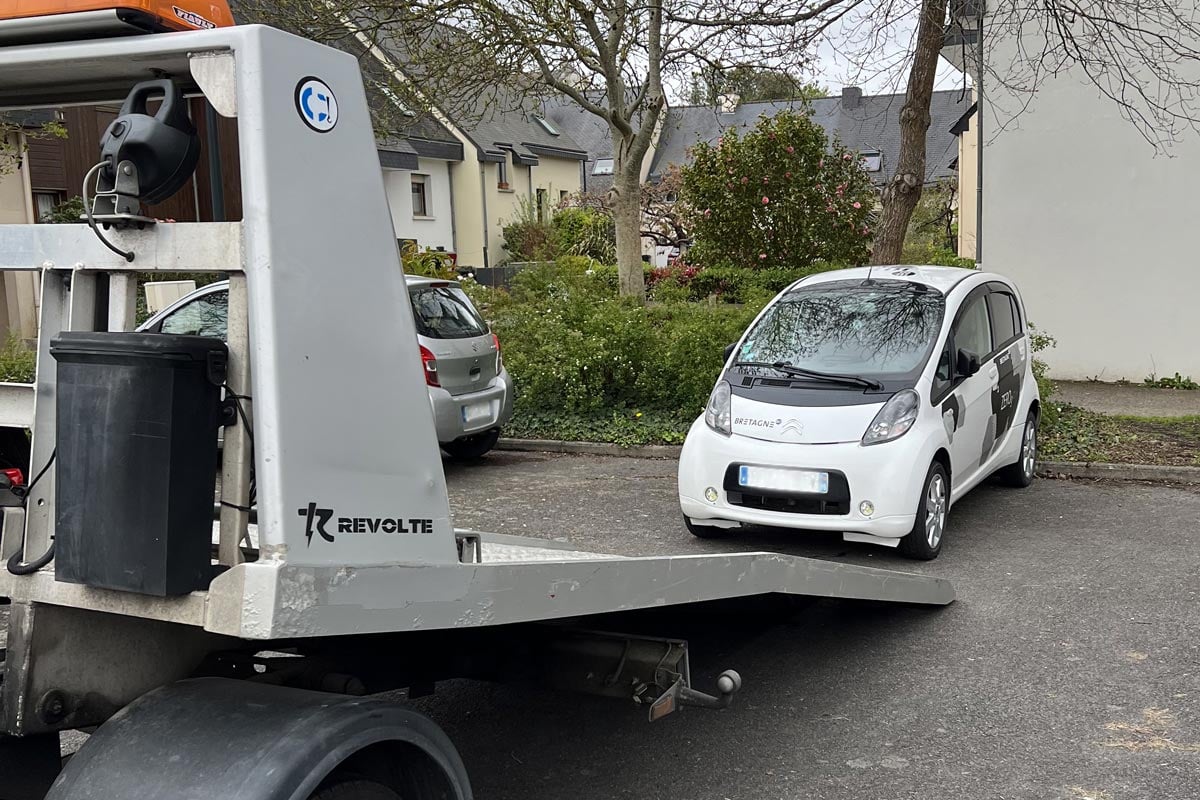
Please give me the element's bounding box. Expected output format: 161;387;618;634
137;276;514;459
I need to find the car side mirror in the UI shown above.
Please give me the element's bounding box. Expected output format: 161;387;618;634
723;343;737;362
956;348;981;378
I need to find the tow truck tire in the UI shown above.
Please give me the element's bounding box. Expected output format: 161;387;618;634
310;779;400;800
47;678;472;800
443;428;501;460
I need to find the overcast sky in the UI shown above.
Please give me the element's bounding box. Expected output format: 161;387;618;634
809;11;970;96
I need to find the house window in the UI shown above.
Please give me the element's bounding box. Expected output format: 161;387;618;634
534;116;559;136
860;150;882;172
560;190;569;203
536;188;547;223
592;158;614;176
497;157;509;188
33;191;61;223
411;174;429;217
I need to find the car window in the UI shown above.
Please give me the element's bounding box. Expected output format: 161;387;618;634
409;285;489;339
987;292;1019;346
954;294;992;360
160;290;228;338
736;280;945;379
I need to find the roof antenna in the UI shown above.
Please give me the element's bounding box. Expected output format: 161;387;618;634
864;263;875;285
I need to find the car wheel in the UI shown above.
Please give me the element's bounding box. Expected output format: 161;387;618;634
899;461;949;560
997;410;1038;488
684;515;727;539
442;428;501;460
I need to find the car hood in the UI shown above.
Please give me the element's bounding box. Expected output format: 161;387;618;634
729;393;886;444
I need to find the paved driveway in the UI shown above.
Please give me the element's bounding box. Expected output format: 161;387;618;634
423;452;1200;800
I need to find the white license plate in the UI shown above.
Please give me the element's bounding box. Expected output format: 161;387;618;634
738;465;829;494
461;402;491;424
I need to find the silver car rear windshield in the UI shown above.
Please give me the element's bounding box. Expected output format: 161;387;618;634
737;279;945;379
409;285;489;340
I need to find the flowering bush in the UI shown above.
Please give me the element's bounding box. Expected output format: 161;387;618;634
681;111;876;270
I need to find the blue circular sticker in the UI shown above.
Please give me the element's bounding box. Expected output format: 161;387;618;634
295;77;338;133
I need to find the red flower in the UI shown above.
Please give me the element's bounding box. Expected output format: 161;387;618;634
762;196;770;204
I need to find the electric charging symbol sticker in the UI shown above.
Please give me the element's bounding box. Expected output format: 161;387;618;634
295;77;338;133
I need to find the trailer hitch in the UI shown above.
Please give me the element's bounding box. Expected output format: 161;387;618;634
539;628;743;722
641;668;743;722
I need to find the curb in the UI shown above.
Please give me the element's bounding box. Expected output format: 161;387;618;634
1037;460;1200;484
499;439;1200;484
497;438;682;459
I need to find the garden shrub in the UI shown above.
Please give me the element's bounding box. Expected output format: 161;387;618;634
682;110;875;270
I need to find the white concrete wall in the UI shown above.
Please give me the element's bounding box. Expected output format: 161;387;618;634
382;158;454;253
983;20;1200;381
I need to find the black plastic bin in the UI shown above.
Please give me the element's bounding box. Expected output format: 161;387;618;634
50;332;227;596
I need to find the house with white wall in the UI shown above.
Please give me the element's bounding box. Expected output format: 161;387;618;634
943;5;1200;381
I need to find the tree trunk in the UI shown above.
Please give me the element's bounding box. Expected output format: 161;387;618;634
612;166;646;302
870;0;950;265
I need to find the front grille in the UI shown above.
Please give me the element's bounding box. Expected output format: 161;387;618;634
723;465;851;516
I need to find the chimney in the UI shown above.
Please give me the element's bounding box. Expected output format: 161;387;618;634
841;86;863;109
717;93;740;114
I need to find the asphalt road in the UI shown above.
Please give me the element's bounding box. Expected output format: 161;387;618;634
424;452;1200;800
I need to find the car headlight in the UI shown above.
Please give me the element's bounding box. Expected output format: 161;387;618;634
704;380;732;436
862;389;919;445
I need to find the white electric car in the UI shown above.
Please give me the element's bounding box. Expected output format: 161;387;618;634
678;265;1039;559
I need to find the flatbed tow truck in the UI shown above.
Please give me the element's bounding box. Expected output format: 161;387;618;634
0;5;954;798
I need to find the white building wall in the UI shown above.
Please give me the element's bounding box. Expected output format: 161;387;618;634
982;19;1200;381
382;157;454;253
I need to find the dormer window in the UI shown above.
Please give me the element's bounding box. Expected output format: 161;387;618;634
861;149;882;172
592;158;614;175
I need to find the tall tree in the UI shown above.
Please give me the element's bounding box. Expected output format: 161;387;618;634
868;0;948;265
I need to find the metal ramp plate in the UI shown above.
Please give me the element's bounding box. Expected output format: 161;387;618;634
203;531;955;640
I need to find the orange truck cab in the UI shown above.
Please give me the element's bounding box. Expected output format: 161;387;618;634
0;0;233;44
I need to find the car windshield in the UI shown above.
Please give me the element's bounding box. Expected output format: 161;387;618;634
409;284;489;339
736;280;945;379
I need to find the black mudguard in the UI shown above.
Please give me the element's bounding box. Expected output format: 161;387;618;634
47;678;472;800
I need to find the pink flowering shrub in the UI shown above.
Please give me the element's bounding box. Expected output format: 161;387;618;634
681;111;875;270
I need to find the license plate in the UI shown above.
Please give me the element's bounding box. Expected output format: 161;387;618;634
461;402;491;424
738;465;829;494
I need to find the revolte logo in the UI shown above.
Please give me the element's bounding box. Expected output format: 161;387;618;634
299;502;434;546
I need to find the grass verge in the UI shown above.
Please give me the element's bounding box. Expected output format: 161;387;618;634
1040;405;1200;466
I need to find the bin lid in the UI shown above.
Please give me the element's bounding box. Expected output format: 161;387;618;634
50;331;227;361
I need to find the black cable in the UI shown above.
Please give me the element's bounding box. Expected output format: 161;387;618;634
220;385;256;512
82;162;135;263
7;449;57;575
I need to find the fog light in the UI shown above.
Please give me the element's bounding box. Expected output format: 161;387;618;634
704;487;719;503
859;500;875;517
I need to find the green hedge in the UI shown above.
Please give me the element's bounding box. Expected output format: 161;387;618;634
470;259;766;420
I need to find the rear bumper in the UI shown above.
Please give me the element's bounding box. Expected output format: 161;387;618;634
429;368;514;443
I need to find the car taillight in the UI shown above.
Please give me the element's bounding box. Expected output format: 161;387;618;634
2;468;24;487
492;333;502;371
419;345;440;387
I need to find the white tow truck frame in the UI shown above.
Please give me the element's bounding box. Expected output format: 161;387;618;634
0;23;954;800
